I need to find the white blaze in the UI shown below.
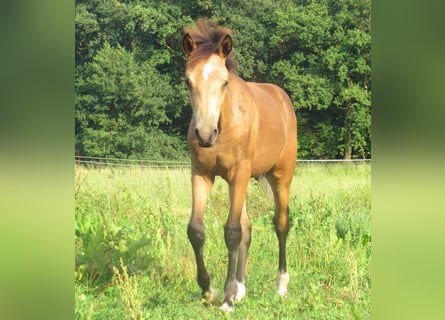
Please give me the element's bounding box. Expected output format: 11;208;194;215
202;62;214;81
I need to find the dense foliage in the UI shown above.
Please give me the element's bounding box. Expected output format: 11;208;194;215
75;0;370;160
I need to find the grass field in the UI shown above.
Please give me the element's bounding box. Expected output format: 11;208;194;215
75;162;371;319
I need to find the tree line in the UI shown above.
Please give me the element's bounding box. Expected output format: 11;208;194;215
75;0;370;160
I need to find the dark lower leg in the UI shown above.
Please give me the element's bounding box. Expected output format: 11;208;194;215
235;221;251;302
236;225;251;282
223;224;242;308
187;221;210;294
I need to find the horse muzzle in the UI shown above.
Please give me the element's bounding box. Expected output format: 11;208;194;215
194;127;219;148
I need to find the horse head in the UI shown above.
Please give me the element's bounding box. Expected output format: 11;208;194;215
183;31;233;147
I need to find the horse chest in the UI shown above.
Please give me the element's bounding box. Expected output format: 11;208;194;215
191;143;249;178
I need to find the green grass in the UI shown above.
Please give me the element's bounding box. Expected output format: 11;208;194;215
75;162;371;319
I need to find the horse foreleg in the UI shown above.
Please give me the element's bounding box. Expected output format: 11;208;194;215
188;173;217;305
220;222;242;312
220;175;249;312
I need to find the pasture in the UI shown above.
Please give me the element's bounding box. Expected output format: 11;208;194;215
75;162;371;319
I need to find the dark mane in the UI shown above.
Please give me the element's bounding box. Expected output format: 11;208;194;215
184;19;237;72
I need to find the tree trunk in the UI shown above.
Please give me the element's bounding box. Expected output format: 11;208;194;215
344;129;352;160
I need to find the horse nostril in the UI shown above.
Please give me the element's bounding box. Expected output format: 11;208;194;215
210;128;219;144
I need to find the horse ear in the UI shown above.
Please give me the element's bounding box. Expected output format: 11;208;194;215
218;34;232;58
183;33;196;56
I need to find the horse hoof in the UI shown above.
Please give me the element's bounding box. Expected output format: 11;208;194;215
219;301;234;313
203;288;218;306
278;286;288;296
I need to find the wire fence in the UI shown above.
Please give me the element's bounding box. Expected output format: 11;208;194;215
75;155;190;168
75;155;371;169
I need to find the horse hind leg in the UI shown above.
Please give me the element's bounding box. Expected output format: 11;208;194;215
266;171;293;296
235;200;251;302
275;207;290;296
273;202;290;296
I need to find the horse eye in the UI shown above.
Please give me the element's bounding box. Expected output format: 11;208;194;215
223;80;229;88
185;77;192;88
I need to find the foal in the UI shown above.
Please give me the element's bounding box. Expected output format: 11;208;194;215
183;20;297;312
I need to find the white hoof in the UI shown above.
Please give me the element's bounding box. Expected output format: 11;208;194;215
277;271;289;296
203;287;218;305
236;281;246;302
219;301;234;313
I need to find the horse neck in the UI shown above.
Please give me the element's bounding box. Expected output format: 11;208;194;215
219;74;255;132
